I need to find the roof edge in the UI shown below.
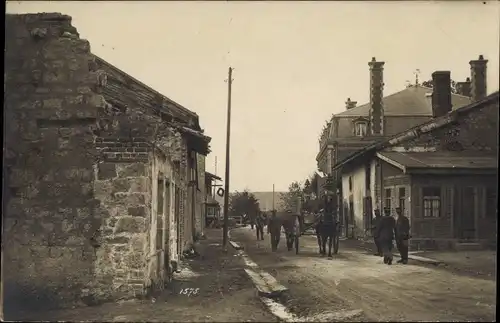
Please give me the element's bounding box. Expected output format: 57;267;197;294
332;91;499;171
94;55;201;129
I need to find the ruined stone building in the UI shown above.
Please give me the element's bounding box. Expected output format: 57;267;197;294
4;13;212;314
316;56;481;237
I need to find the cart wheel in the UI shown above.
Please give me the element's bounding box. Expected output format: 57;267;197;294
333;235;339;254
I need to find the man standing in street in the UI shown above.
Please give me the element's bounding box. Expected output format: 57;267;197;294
395;207;411;264
371;209;382;256
255;211;265;241
375;207;396;265
268;210;281;251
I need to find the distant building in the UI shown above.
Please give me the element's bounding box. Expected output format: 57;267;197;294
334;63;498;250
205;172;222;225
317;56;475;237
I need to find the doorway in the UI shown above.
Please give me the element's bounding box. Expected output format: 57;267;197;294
453;187;476;241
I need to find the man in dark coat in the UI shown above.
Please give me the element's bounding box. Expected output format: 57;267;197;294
375;207;396;265
268;210;281;251
395;207;411;264
255;212;265;241
371;209;382;256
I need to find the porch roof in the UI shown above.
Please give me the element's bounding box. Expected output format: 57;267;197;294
377;151;498;174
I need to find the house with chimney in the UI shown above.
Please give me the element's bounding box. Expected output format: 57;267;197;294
333;78;498;251
4;13;212;315
317;56;481;237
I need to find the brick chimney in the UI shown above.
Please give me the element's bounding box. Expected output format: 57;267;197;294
345;98;357;110
431;71;452;118
469;55;488;101
368;57;385;135
455;77;471;97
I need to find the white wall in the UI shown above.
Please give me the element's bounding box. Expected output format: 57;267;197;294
341;166;366;238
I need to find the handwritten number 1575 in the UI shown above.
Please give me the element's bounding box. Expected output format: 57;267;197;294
180;288;200;296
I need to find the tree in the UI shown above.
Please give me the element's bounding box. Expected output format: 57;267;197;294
419;79;458;94
280;181;303;211
229;190;260;222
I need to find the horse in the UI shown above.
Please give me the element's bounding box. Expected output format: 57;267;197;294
268;210;300;253
281;211;300;254
315;211;339;258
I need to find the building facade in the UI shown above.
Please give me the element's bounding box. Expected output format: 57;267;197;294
334;67;497;249
317;57;477;236
3;13;211;314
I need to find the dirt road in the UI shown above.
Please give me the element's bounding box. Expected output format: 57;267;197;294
11;229;277;322
231;227;496;322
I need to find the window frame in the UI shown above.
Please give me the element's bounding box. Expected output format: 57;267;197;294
354;121;368;137
422;186;441;218
384;188;392;211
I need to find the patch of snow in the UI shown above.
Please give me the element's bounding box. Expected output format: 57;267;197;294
260;297;299;322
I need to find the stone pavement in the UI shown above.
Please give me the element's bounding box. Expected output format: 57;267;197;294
10;228;277;322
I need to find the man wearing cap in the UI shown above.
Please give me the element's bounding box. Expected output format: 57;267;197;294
255;211;265;241
268;210;281;251
371;209;383;256
375;207;396;265
395;207;411;264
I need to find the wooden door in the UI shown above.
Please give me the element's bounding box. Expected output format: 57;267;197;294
454;187;476;241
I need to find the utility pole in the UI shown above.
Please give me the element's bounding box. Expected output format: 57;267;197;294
222;67;233;248
272;184;275;211
213;156;217;197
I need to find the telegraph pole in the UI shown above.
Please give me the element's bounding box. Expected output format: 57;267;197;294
272;184;275;211
222;67;233;248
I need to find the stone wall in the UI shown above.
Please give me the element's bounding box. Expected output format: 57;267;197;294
4;13;105;312
4;13;211;314
92;139;151;301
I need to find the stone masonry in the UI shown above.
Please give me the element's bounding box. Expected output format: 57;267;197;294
4;13;106;312
4;13;211;315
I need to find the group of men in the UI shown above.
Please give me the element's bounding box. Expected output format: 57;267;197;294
248;210;301;252
371;207;411;265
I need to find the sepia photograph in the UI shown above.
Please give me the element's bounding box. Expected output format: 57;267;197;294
3;0;498;321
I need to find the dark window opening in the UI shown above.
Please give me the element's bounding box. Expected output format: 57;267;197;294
385;188;392;211
365;164;371;191
348;176;353;192
399;187;406;214
156;179;165;251
486;188;497;218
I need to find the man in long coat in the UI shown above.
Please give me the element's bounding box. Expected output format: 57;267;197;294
395;207;411;264
268;210;281;251
375;207;396;265
371;209;382;256
255;211;265;240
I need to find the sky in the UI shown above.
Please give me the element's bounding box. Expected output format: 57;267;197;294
7;1;500;192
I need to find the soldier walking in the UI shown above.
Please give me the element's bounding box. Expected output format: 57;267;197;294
375;207;396;265
395;207;411;264
268;210;281;251
255;212;265;240
371;209;382;256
